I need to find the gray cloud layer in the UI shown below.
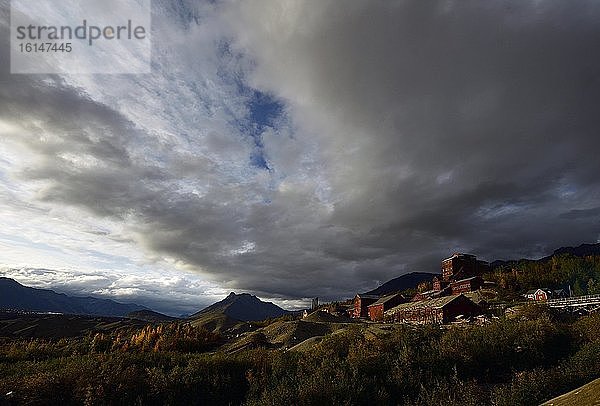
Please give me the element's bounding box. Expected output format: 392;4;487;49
1;1;600;307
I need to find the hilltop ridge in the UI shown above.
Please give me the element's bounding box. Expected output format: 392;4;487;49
365;272;437;296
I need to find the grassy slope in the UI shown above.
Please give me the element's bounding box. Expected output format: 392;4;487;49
189;310;242;333
541;377;600;406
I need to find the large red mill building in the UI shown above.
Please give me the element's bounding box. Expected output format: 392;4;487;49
432;253;489;295
441;253;489;281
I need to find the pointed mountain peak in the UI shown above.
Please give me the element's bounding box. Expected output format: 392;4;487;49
192;292;289;322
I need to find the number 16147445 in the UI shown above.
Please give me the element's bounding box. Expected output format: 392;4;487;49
19;42;72;52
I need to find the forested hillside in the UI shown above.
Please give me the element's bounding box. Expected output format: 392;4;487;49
488;253;600;297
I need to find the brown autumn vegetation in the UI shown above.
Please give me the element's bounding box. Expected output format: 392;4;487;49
0;310;598;405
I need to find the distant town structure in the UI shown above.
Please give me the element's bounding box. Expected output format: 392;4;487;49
311;297;319;310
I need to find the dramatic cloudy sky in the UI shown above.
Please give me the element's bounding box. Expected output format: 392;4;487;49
1;1;600;315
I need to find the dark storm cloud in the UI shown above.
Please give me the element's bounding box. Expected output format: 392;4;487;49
223;0;600;283
2;1;600;305
560;207;600;220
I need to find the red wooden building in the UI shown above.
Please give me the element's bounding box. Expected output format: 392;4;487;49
385;294;480;324
450;276;484;294
524;288;553;301
441;253;489;281
367;292;407;321
352;294;379;318
432;276;450;292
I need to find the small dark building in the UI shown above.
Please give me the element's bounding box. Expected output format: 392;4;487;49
385;294;480;324
553;289;568;299
353;294;379;318
367;292;407;321
326;301;354;317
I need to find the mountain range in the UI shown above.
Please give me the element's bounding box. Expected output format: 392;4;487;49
2;242;599;320
0;277;147;317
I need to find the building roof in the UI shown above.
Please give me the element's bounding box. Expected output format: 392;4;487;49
413;289;447;299
451;276;482;284
355;293;379;300
442;253;476;262
367;292;404;307
525;288;552;295
386;294;469;315
463;291;487;304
